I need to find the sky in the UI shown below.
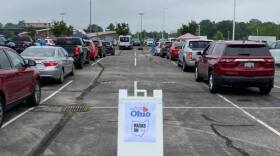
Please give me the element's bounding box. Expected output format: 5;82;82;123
0;0;279;33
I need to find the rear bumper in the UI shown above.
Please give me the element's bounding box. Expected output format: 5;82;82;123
39;68;61;79
215;75;274;87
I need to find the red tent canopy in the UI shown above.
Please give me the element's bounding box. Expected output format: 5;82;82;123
177;33;200;40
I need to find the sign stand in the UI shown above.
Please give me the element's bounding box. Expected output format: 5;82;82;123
118;81;163;156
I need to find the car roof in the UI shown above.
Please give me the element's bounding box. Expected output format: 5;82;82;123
216;40;266;45
27;46;60;49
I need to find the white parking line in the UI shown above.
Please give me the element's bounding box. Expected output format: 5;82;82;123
200;83;280;137
1;80;73;129
217;94;280;137
91;58;104;66
134;51;137;67
171;61;177;66
274;85;280;89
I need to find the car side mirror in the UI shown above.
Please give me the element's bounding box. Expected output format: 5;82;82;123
25;59;36;67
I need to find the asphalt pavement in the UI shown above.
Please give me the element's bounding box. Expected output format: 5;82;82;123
0;48;280;156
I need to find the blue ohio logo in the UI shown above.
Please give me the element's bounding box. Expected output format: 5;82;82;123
130;106;151;117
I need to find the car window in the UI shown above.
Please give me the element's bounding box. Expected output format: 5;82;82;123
62;48;69;56
58;49;65;57
189;41;212;50
56;38;83;45
0;51;12;70
270;42;276;49
6;50;25;68
212;44;225;56
21;48;56;57
275;42;280;49
224;44;271;56
205;43;215;55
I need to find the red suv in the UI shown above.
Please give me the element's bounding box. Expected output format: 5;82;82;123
0;47;41;126
195;41;275;94
84;40;98;61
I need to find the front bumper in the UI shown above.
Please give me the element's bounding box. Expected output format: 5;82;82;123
215;75;274;87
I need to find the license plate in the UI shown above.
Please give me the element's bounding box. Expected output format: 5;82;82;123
244;62;254;68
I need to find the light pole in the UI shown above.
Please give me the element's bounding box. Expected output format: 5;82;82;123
232;0;236;40
139;13;144;43
198;24;201;36
90;0;92;32
162;8;167;40
60;12;66;21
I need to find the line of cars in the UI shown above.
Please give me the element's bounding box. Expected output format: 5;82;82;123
154;39;277;95
0;36;115;126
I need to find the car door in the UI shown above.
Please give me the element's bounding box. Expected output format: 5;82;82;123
61;48;72;74
0;50;17;104
5;49;34;99
198;43;215;79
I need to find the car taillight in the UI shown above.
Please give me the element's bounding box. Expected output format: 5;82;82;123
264;58;274;63
74;47;79;57
187;52;192;60
43;61;58;67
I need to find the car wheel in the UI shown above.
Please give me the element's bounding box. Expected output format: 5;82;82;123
27;80;41;106
70;65;75;76
259;87;272;95
0;96;4;127
195;66;203;82
58;70;64;84
209;72;219;93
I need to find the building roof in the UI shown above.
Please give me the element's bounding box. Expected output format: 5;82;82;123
88;31;117;38
177;33;200;40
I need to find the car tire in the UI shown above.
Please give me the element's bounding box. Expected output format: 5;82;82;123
0;96;5;127
259;87;272;95
58;70;64;84
70;65;75;76
27;80;41;106
182;59;189;72
209;72;219;93
195;66;203;82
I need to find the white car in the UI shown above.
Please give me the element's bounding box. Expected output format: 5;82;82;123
145;39;154;46
119;35;133;50
45;39;55;46
269;41;280;65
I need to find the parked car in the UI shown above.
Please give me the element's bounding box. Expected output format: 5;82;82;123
167;41;183;60
84;40;98;60
155;41;164;56
45;39;55;46
102;41;115;55
93;39;106;58
145;39;154;46
0;35;15;49
195;41;275;94
119;35;133;50
21;46;74;83
132;38;141;46
269;41;280;65
56;37;90;69
11;36;34;53
159;41;172;57
0;46;41;126
178;39;212;71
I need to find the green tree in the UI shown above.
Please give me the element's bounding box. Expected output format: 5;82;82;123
188;21;198;35
51;21;74;37
3;31;15;38
87;24;103;33
213;31;224;40
0;23;3;29
106;23;115;31
27;26;36;39
115;23;130;36
200;19;216;38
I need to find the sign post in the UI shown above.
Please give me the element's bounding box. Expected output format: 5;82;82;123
118;82;163;156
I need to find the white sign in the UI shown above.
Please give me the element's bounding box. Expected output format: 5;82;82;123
124;100;156;142
118;82;163;156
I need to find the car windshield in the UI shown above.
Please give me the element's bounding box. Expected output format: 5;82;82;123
102;42;110;46
21;48;56;57
224;45;271;56
56;38;82;45
189;41;212;49
120;37;129;42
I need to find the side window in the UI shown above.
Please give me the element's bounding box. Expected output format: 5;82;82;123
62;49;69;56
203;44;211;55
212;44;225;56
58;49;65;58
6;50;25;68
205;43;215;55
270;42;276;49
275;42;280;49
0;51;12;70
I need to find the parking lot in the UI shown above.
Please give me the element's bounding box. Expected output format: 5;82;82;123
0;48;279;156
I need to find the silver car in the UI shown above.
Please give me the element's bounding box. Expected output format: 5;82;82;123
269;41;280;65
178;39;212;72
21;46;75;83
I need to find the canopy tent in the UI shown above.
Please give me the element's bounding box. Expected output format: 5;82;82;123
72;32;89;40
177;33;200;40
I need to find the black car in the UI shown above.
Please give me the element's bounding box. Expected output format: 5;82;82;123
11;36;34;53
132;38;141;46
102;41;115;55
159;41;172;57
56;37;90;69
